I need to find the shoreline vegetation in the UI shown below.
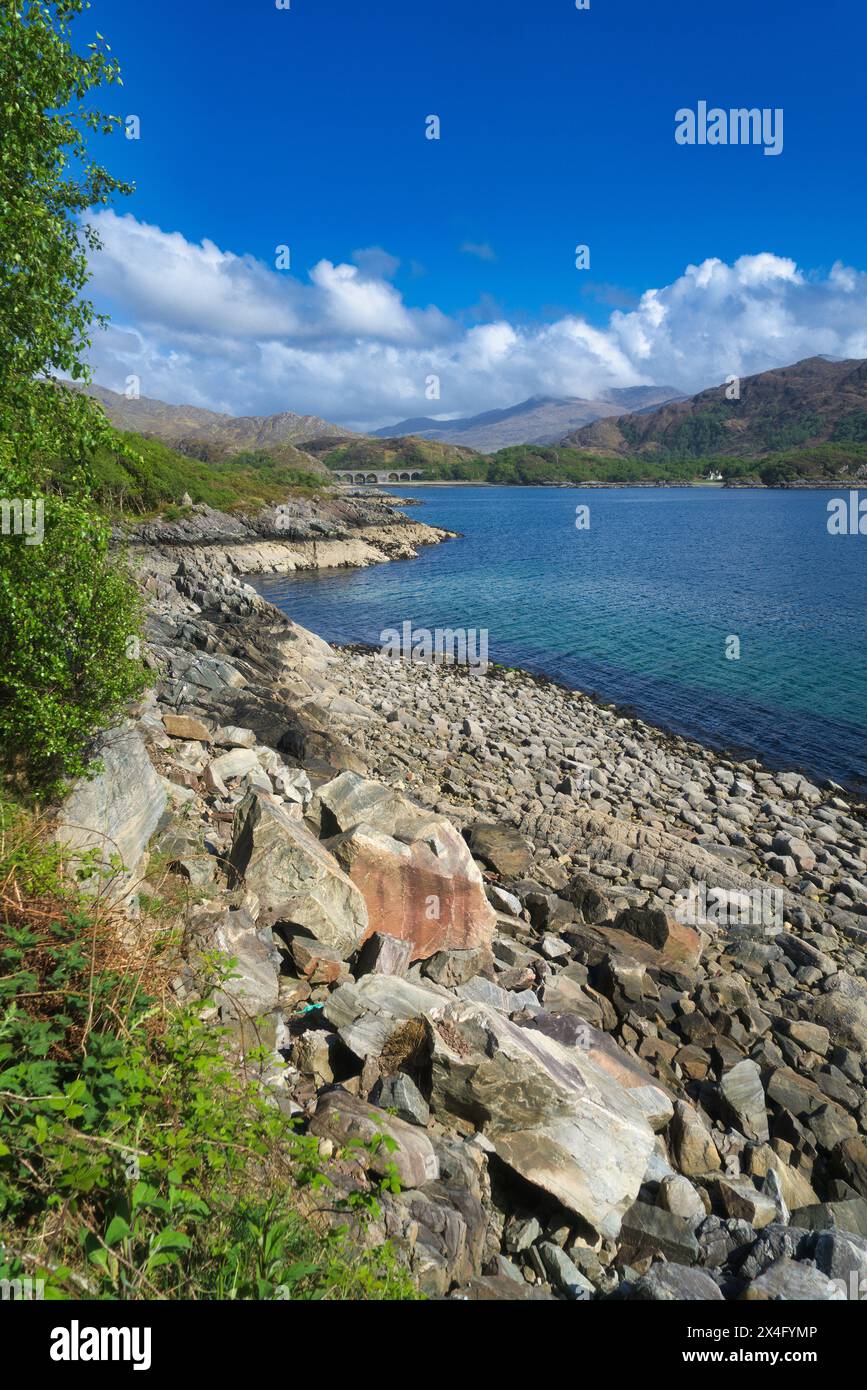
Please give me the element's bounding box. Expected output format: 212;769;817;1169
2;2;866;1308
372;477;859;489
312;436;867;490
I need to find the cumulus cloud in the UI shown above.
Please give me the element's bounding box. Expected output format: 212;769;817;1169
84;212;867;430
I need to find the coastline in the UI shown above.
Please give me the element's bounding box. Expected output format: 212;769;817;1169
261;486;867;798
124;494;456;579
80;489;867;1299
333;641;867;807
361;479;863;491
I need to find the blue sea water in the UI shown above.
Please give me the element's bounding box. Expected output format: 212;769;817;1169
254;486;867;792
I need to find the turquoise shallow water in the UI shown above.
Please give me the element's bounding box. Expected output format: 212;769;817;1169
254;486;867;792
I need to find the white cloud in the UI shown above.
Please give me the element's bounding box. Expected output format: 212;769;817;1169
460;241;497;262
349;246;401;280
84;212;867;430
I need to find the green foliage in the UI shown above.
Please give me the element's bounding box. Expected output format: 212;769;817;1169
0;2;149;793
831;410;867;444
0;806;419;1300
69;433;329;515
327;435;867;488
756;414;821;451
644;405;729;459
319;434;486;478
752;440;867;483
477;444;755;485
0;0;131;467
0;464;145;792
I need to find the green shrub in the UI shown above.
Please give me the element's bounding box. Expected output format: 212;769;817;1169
0;465;146;793
75;434;330;516
0;804;419;1300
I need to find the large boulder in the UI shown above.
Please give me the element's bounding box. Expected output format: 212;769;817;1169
184;905;282;1052
332;821;496;962
312;771;430;839
56;722;167;889
463;822;533;880
228;790;368;958
309;1090;440;1189
313;773;495;960
200;907;281;1018
524;1011;673;1131
428;1001;656;1239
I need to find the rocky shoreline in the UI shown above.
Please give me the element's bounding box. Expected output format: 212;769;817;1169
60;494;867;1302
122;491;456;579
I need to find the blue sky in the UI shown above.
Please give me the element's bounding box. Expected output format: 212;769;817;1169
81;0;867;426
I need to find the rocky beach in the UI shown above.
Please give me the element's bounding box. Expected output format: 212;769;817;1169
58;490;867;1302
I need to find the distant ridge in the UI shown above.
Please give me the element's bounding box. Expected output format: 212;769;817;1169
375;386;684;453
560;356;867;458
74;382;361;458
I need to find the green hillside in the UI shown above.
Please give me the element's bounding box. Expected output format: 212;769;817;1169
315;434;867;487
50;431;329;515
310;433;486;476
484;441;867;486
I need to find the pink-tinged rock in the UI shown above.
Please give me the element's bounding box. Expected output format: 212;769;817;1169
163;713;213;743
332;820;496;962
282;930;348;985
613;906;703;969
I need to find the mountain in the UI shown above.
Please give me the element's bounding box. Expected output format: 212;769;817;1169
374;387;683;453
75;383;360;460
560;356;867;458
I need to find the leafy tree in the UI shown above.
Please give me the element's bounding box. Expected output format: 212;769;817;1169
0;490;144;787
0;1;143;792
0;0;131;463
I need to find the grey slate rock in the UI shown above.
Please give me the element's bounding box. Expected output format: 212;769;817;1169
371;1072;430;1127
717;1059;769;1142
619;1201;700;1266
537;1242;594;1300
631;1263;724;1301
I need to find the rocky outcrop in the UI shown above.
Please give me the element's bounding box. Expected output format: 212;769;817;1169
428;1002;658;1237
55;494;867;1302
125;496;456;581
55;721;167;898
228;790;368;959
